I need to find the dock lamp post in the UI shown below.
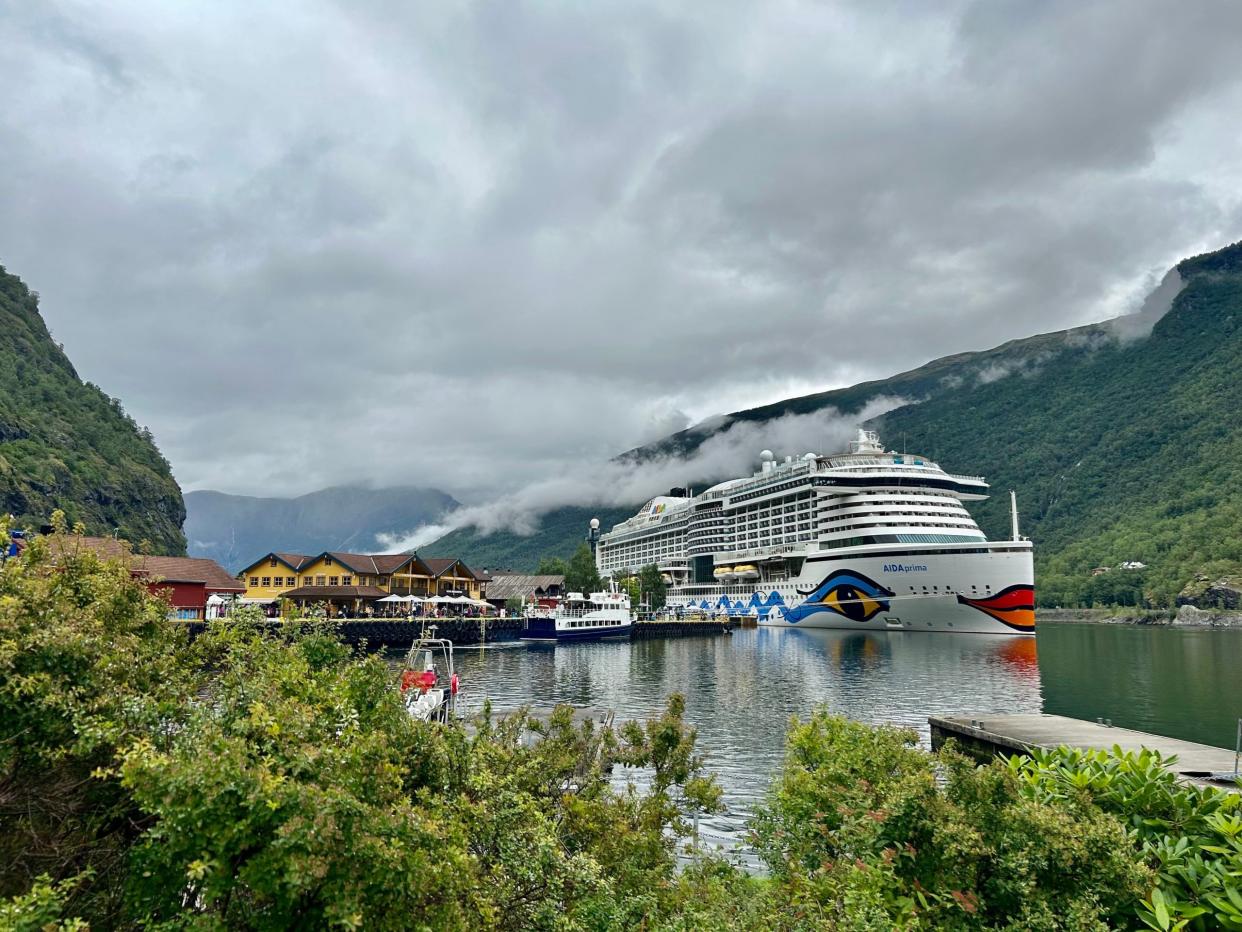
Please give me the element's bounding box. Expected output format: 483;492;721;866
586;517;601;558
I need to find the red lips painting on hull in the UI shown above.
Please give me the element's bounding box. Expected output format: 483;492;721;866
956;585;1036;633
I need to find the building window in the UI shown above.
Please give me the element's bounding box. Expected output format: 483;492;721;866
342;575;353;585
249;576;259;587
329;576;339;586
316;575;326;586
325;555;333;565
286;576;296;586
261;576;271;587
379;576;389;587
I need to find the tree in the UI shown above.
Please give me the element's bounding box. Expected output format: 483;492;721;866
563;544;601;595
1;524;730;929
535;556;568;575
639;564;667;610
612;573;640;605
0;514;196;925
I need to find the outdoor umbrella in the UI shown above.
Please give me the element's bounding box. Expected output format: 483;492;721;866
377;594;406;603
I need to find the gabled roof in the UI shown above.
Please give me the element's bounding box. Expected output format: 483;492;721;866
44;535;129;561
274;552;316;570
240;550;446;577
137;556;245;592
321;551;420;575
483;574;565;601
43;536;243;592
421;557;479;579
239;552;313;574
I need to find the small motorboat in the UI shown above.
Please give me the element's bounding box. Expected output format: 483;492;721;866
399;629;458;722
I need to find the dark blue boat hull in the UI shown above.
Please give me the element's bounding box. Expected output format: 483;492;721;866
520;617;633;642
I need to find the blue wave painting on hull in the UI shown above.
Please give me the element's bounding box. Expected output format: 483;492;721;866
783;570;895;624
686;590;787;619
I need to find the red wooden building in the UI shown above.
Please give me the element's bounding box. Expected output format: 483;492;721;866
45;535;243;619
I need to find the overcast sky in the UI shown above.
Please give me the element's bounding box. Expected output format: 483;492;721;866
4;0;1242;503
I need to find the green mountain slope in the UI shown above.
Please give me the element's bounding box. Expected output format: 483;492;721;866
0;264;186;554
186;486;460;573
429;242;1242;604
874;242;1242;606
428;505;634;574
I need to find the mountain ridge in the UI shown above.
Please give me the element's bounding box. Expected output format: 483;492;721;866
0;263;186;554
185;484;459;572
429;242;1242;605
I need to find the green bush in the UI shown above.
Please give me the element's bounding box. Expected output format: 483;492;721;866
0;529;725;930
5;526;1241;930
751;713;1151;930
1010;746;1242;930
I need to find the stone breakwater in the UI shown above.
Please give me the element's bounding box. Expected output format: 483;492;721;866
183;617;524;647
1039;607;1242;628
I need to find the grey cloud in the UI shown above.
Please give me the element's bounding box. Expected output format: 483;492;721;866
1;1;1241;505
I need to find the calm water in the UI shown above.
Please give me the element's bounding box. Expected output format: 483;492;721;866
413;622;1242;855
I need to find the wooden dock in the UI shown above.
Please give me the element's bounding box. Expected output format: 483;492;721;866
930;713;1240;785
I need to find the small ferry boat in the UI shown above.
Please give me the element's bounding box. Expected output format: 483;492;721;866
520;590;635;643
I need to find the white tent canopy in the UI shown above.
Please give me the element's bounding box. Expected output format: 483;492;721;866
377;594;406;603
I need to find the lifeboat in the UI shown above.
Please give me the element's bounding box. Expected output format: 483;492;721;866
713;565;736;580
733;564;760;580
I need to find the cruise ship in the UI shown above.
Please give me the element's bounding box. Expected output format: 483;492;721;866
596;430;1034;635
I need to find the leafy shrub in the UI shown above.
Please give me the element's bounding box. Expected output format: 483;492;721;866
1009;746;1242;931
752;713;1151;930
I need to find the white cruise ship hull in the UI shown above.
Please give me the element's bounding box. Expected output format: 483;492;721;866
672;546;1034;636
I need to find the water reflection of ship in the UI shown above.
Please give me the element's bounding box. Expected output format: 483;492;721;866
757;627;1043;727
994;636;1039;680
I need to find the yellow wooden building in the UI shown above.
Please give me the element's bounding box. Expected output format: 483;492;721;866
237;550;485;614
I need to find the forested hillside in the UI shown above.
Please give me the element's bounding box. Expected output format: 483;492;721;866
877;242;1242;606
0;264;185;553
185;485;459;572
428;505;634;573
430;242;1242;605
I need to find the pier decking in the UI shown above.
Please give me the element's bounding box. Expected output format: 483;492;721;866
930;713;1240;785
